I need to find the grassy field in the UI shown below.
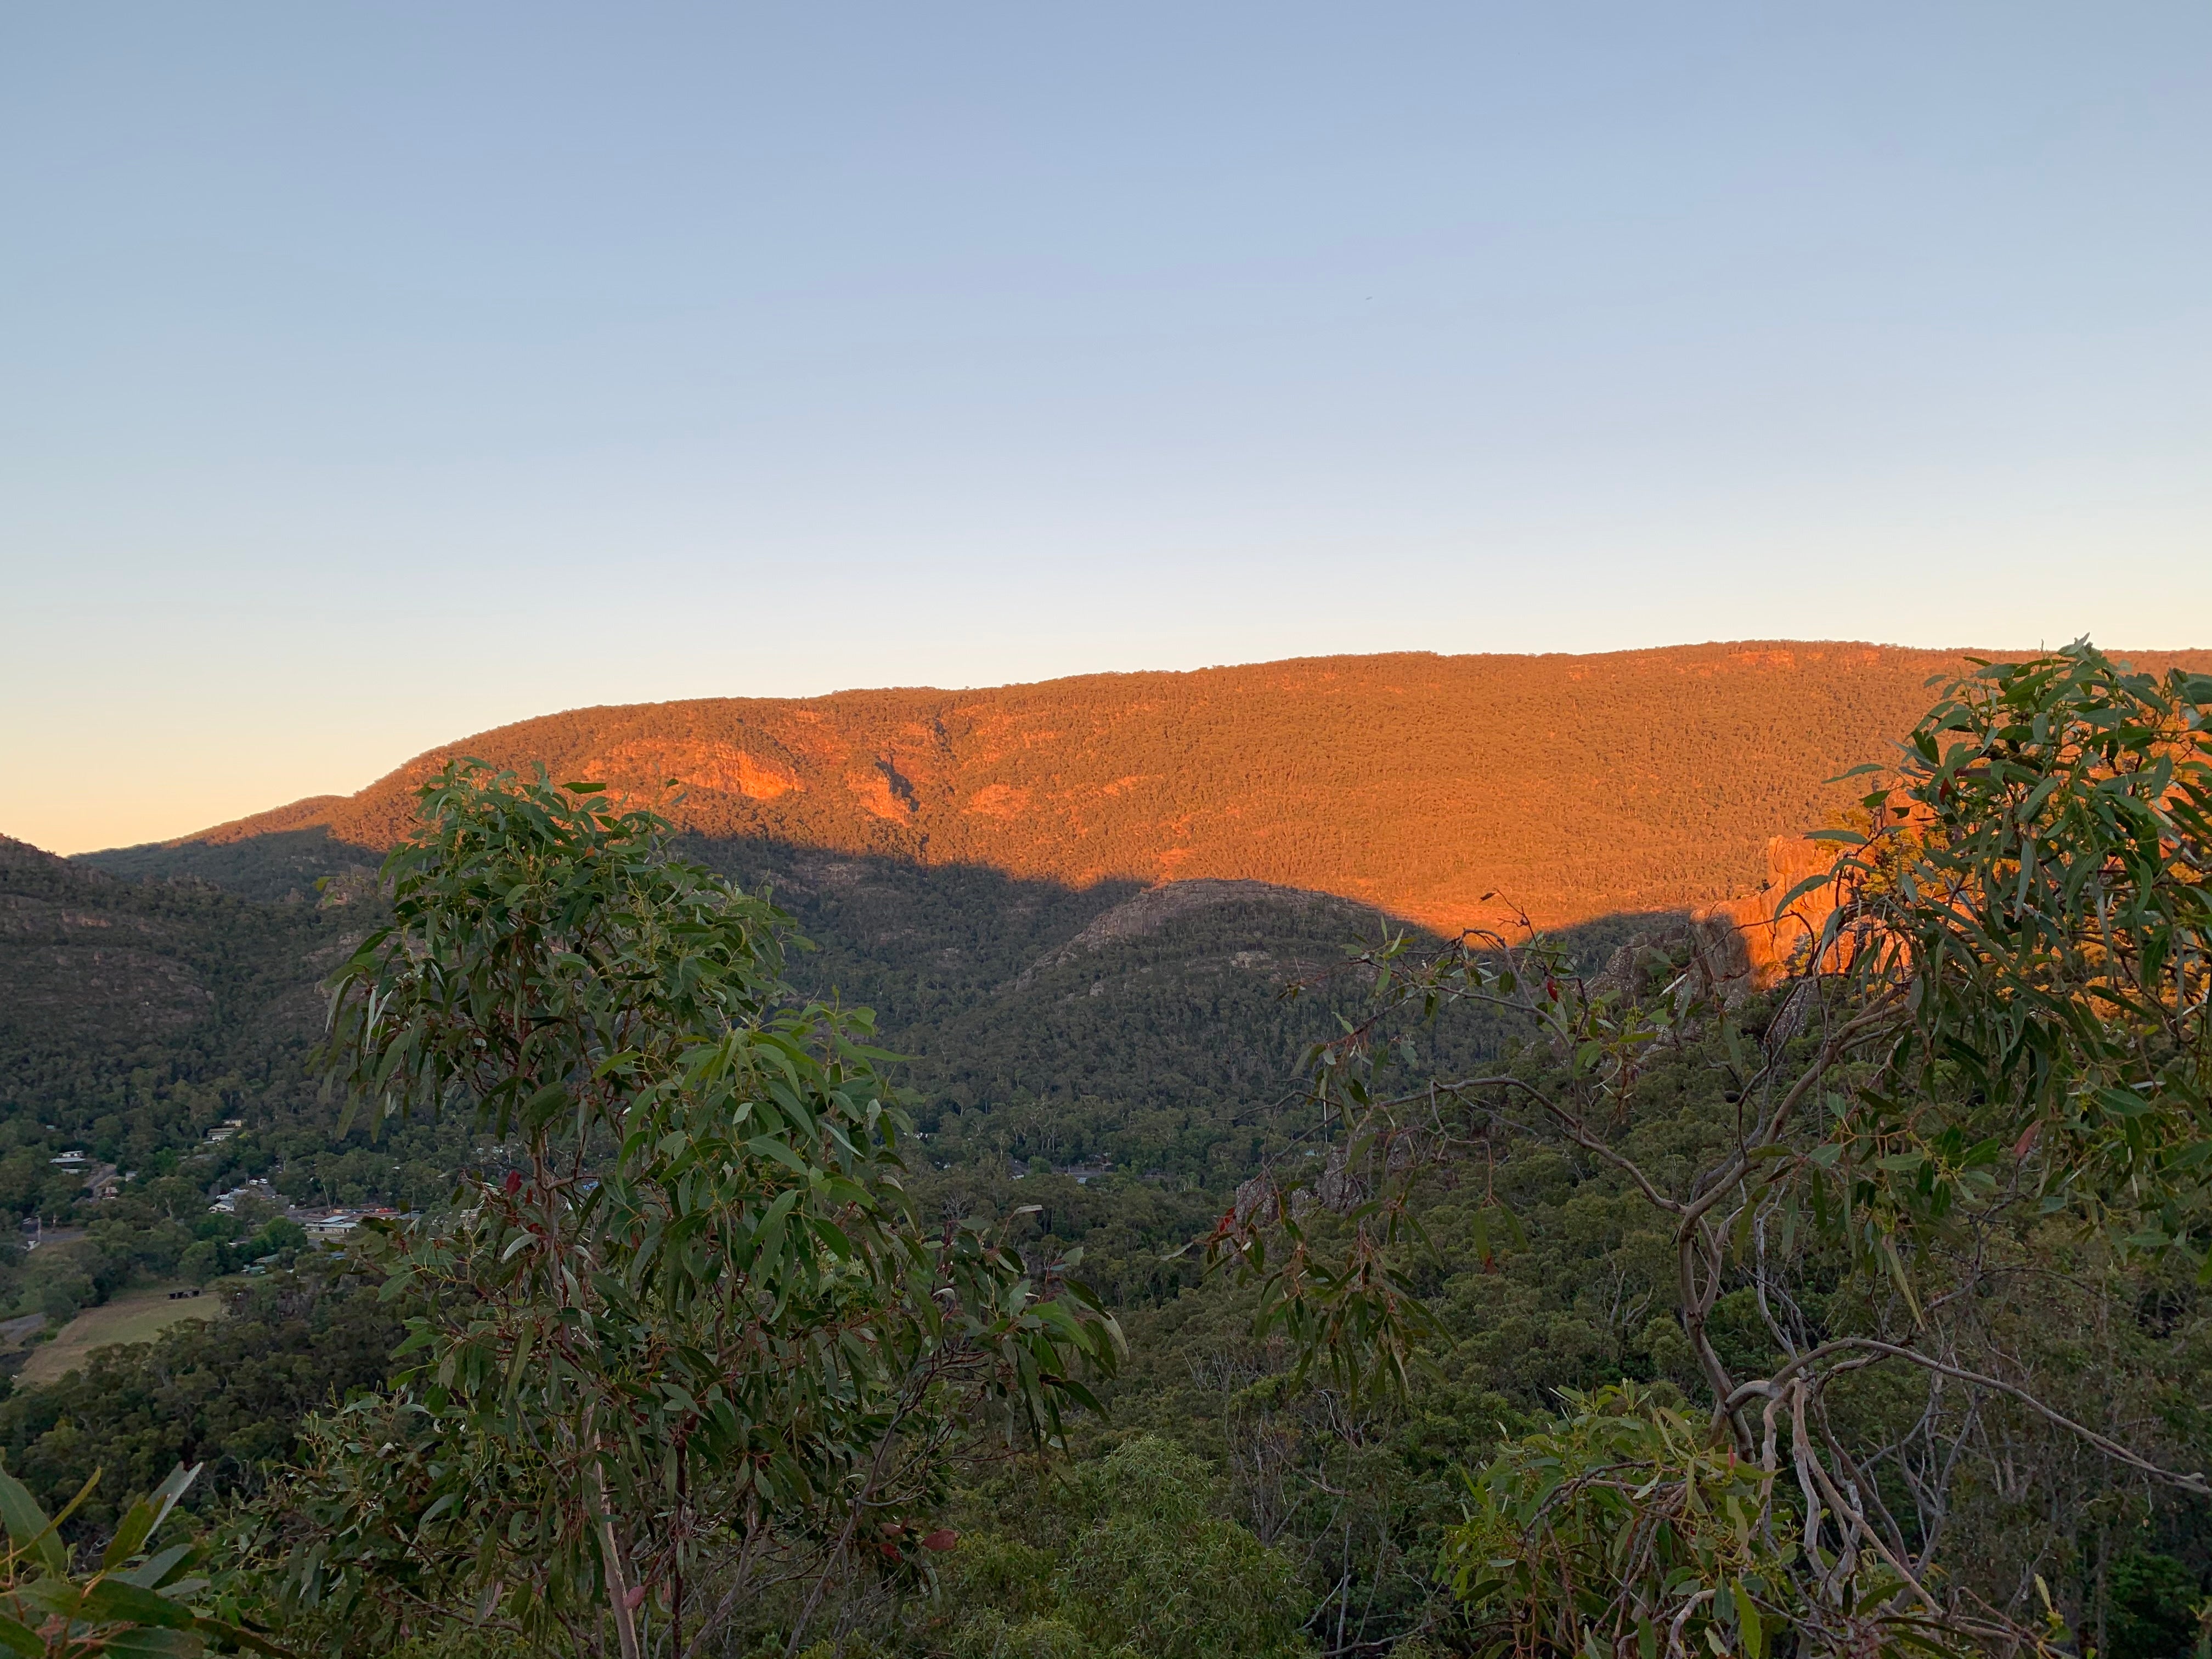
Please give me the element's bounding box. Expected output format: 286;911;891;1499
17;1286;217;1386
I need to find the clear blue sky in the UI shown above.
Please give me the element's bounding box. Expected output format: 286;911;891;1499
4;4;2208;853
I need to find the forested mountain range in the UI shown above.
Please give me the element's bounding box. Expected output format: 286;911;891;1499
6;640;2212;1658
92;641;2212;933
25;637;2209;1254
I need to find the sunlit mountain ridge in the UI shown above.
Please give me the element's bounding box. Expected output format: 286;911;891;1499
131;641;2212;933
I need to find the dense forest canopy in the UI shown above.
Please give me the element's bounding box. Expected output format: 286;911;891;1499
0;642;2206;1659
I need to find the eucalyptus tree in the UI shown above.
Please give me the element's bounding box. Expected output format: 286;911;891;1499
1216;644;2212;1656
274;763;1118;1657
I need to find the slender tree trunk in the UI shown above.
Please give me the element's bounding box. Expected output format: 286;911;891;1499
592;1448;645;1659
673;1449;686;1658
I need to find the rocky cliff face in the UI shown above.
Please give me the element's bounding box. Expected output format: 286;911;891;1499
1578;834;1849;1016
1691;834;1847;991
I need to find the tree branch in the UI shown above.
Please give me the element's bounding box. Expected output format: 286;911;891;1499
1728;1339;2209;1497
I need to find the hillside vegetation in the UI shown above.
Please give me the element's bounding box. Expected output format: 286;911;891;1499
4;641;2208;1659
105;642;2212;934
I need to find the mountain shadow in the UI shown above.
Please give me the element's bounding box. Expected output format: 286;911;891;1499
53;830;1675;1194
77;827;381;905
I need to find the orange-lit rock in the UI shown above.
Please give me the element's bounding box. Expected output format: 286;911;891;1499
1692;836;1848;990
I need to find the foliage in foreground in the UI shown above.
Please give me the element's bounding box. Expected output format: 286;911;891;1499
0;1459;281;1657
250;764;1120;1658
1216;642;2212;1655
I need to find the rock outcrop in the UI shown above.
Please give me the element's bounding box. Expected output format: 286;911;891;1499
1690;835;1847;993
1582;836;1849;1010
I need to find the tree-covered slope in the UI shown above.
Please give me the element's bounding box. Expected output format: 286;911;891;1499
95;642;2212;935
24;821;1652;1204
0;834;339;1170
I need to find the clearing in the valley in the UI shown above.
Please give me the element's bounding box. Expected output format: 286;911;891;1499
16;1285;218;1386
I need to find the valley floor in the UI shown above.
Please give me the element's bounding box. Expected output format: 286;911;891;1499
16;1284;216;1387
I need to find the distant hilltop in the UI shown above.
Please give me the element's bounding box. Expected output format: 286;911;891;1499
116;642;2212;936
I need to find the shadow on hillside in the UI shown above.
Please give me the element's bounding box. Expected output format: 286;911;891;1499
77;827;381;903
72;827;1690;1172
75;824;1681;990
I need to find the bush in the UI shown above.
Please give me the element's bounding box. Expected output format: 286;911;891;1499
945;1437;1313;1659
2107;1551;2204;1659
36;1281;83;1325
